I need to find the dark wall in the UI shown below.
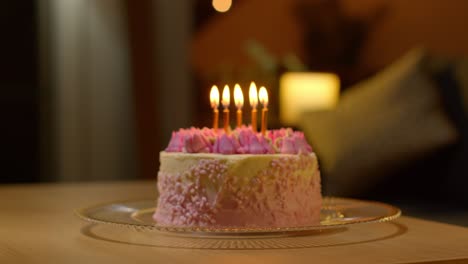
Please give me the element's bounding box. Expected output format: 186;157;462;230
0;1;40;183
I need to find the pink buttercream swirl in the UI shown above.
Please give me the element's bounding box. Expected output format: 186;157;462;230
165;126;312;154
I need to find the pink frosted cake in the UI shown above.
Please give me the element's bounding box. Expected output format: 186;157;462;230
153;127;322;228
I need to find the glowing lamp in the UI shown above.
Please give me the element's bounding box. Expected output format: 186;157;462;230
280;72;340;125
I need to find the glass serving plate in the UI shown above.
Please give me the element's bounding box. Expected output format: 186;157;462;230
76;197;401;235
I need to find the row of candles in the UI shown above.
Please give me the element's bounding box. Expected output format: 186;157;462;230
210;82;269;135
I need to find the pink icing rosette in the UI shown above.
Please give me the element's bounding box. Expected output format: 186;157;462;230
165;126;312;155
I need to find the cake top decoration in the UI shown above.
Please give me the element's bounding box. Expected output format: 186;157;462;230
166;82;312;155
165;126;312;155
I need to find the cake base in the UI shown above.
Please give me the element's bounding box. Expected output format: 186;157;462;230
153;152;321;228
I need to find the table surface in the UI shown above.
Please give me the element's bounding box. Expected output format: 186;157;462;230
1;181;468;264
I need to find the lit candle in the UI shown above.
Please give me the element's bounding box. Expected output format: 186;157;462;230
233;84;244;128
210;85;220;130
222;85;230;132
259;86;268;136
249;82;258;132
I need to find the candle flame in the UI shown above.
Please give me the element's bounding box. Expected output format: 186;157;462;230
210;85;220;109
249;82;258;108
233;84;244;109
259;86;268;107
222;85;230;108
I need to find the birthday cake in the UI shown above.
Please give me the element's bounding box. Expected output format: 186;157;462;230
153;127;322;228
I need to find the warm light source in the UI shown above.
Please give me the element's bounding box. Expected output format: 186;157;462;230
233;84;244;109
233;84;244;127
249;82;258;132
212;0;232;13
210;85;220;130
222;84;230;108
258;86;268;135
280;72;340;126
258;86;268;107
249;82;258;108
222;85;230;132
210;85;220;109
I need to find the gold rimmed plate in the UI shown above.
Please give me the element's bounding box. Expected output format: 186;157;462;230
75;197;401;236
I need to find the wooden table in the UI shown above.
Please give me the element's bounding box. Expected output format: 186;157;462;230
1;181;468;263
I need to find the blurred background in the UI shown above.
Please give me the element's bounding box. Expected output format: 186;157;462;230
1;0;467;223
